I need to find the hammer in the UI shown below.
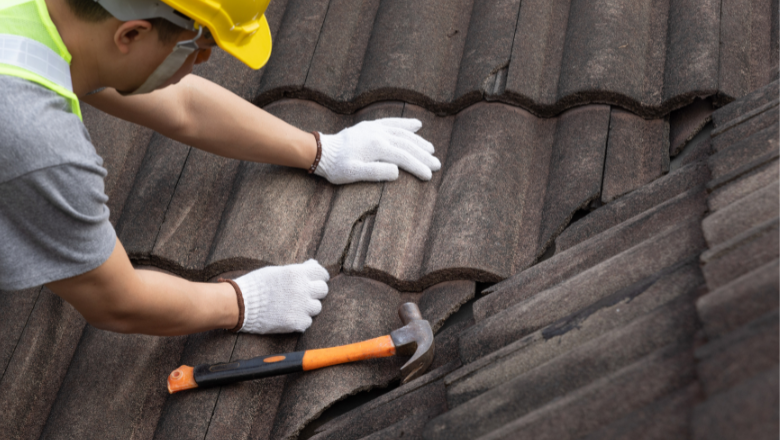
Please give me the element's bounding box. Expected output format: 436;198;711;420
167;303;434;393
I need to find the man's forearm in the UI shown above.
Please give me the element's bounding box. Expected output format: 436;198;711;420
48;239;239;336
82;75;318;169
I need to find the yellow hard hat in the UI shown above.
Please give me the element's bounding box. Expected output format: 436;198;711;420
163;0;272;69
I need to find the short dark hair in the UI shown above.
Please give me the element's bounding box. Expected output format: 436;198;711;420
64;0;186;44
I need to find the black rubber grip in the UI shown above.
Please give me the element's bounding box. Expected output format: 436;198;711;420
193;351;305;388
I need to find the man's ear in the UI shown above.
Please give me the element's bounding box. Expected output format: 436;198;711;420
114;20;154;55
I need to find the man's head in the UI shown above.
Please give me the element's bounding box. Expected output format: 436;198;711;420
51;0;271;95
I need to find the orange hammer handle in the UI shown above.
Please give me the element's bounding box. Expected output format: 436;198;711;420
302;335;396;371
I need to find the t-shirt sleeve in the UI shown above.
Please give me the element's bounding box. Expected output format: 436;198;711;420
0;162;116;290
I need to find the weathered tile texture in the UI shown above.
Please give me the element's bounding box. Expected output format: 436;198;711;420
118;101;649;291
692;79;780;440
244;0;776;117
2;1;778;440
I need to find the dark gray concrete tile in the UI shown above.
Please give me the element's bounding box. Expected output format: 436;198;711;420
718;0;778;103
538;105;610;252
305;103;405;276
254;0;331;104
712;79;779;127
455;0;521;103
418;281;475;333
702;181;779;247
115;134;190;261
303;0;382;108
700;218;779;290
695;310;779;397
601;108;670;203
40;327;186;440
449;299;696;415
425;343;695;440
353;0;473;109
308;361;458;440
0;289;85;440
353;407;440;440
153;329;237;440
574;384;698;440
460;220;706;363
502;0;570;110
551;0;669;112
669;98;714;156
354;105;454;290
0;287;41;379
476;186;707;321
697;259;780;339
449;264;702;407
150;150;241;278
555;161;709;253
205;333;299;440
708;154;778;211
269;275;404;440
662;0;720;105
204;102;337;274
80;103;154;226
692;366;779;440
711;102;779;153
708;124;779;180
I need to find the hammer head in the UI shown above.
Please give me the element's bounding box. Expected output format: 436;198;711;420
389;303;434;384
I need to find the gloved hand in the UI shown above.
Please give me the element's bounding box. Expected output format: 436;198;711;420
233;259;329;334
315;118;441;184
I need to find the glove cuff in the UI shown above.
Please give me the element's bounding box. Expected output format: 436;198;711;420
218;278;245;333
308;131;323;174
234;273;272;334
314;132;341;182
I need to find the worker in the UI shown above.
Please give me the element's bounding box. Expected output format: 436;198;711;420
0;0;440;336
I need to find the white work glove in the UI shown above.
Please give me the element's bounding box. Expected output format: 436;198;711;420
233;259;329;334
315;118;441;184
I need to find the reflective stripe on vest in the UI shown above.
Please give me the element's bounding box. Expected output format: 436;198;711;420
0;33;72;92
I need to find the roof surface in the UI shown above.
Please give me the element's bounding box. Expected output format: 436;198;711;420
1;0;778;439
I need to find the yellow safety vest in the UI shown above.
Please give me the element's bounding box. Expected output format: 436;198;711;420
0;0;81;119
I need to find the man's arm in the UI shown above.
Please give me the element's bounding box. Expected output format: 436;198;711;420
82;74;319;169
48;238;239;336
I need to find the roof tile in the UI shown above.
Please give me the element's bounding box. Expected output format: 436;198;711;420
576;384;699;440
707;154;778;211
700;217;779;290
695;310;779;397
0;289;85;440
269;275;404;440
554;161;709;253
153;330;239;440
707;124;779;179
692;367;779;440
427;343;695;440
40;326;186;440
428;302;697;439
205;333;299;440
702;181;779;247
0;287;40;378
459;219;705;363
696;259;780;339
717;0;779;103
601;108;670;203
449;266;702;407
81;104;154;225
115;136;191;261
476;185;707;321
669;98;714;156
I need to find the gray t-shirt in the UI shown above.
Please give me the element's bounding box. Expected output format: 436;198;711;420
0;76;116;290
